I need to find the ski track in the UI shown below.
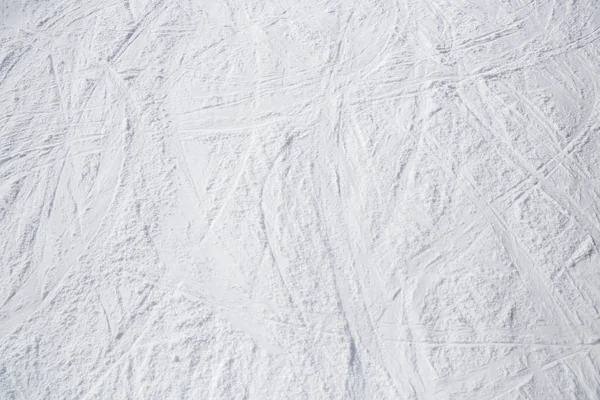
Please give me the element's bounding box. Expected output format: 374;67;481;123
1;0;600;398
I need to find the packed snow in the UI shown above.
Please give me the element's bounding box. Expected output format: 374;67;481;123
1;0;600;398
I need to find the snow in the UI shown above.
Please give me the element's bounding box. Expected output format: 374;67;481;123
1;0;600;398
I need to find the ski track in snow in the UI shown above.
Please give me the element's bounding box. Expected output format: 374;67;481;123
1;0;600;398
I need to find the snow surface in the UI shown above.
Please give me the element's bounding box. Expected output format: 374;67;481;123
2;0;600;398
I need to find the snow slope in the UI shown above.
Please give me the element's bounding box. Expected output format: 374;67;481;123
1;0;600;398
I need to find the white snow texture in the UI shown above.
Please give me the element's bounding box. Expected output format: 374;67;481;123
2;0;600;399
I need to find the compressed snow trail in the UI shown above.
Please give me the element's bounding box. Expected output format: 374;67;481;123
2;0;600;398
